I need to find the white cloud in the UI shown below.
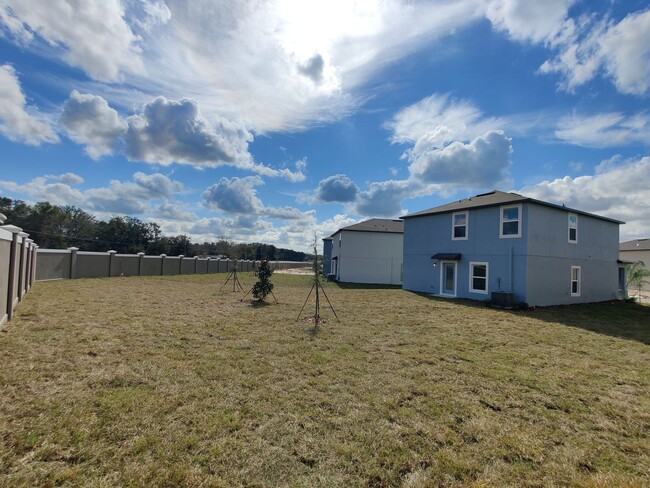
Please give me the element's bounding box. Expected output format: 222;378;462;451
125;96;254;167
154;202;197;222
519;156;650;240
262;206;314;221
387;93;539;154
315;174;360;203
0;0;144;82
598;9;650;96
202;176;309;220
58;92;304;180
538;9;650;95
407;130;513;188
83;172;184;215
485;0;576;45
0;173;85;206
88;0;485;133
555;112;650;148
44;172;84;185
0;64;58;145
60;90;127;158
355;179;410;217
0;171;184;216
202;176;264;214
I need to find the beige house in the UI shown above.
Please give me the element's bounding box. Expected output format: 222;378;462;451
620;239;650;294
329;218;403;285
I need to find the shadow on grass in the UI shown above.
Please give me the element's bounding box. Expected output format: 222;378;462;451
411;292;650;345
520;301;650;345
246;299;274;308
333;282;403;290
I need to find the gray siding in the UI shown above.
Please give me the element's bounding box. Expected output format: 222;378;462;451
525;204;621;306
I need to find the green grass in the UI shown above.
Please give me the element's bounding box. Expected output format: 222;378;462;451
1;273;648;487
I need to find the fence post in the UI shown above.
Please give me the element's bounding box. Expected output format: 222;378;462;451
138;252;145;276
178;255;184;275
30;245;38;286
160;254;166;275
107;250;116;277
3;225;22;321
16;232;28;301
194;256;198;274
24;239;33;292
67;247;79;279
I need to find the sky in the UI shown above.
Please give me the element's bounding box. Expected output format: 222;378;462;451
0;0;649;253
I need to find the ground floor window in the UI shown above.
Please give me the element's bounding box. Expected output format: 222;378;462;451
571;266;581;296
469;262;488;294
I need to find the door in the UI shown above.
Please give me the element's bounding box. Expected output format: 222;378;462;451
440;261;457;297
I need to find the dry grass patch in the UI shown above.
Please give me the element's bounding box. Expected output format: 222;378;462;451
1;273;649;487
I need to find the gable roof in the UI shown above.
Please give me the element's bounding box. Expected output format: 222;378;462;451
331;218;403;236
620;239;650;251
401;190;624;224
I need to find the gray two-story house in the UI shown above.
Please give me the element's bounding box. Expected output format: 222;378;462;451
401;191;625;307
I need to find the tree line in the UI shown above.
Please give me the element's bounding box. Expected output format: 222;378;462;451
0;197;308;261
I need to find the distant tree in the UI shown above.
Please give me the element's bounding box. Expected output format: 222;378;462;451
96;216;158;253
167;234;193;256
252;259;274;301
627;261;650;298
23;202;67;248
60;206;97;249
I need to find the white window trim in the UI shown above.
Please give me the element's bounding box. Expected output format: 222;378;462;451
451;211;469;241
568;213;578;244
571;266;581;297
469;261;489;295
439;261;457;297
500;204;522;239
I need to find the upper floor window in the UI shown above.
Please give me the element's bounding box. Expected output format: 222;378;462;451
500;204;522;238
568;214;578;243
571;266;581;296
452;211;468;240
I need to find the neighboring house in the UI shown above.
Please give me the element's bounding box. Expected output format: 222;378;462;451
402;190;625;307
322;237;333;276
327;218;403;285
620;239;650;292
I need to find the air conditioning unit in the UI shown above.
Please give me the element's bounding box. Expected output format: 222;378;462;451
491;291;515;308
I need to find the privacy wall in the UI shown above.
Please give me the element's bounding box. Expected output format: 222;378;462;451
0;215;38;326
35;247;309;281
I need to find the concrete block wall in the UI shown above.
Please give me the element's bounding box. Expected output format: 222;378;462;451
34;248;309;282
0;215;38;327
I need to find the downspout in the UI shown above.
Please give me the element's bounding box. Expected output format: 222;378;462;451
509;246;513;292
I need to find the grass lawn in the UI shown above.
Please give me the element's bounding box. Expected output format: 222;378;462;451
1;273;649;487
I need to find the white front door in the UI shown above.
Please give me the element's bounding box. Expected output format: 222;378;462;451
440;261;457;297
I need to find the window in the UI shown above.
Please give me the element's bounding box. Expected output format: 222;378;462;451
500;204;522;238
452;211;468;240
571;266;581;296
568;213;578;243
470;262;488;294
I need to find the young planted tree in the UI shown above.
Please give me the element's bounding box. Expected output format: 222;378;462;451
252;259;274;301
297;238;339;325
627;261;650;299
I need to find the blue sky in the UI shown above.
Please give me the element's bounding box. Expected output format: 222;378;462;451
0;0;649;252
